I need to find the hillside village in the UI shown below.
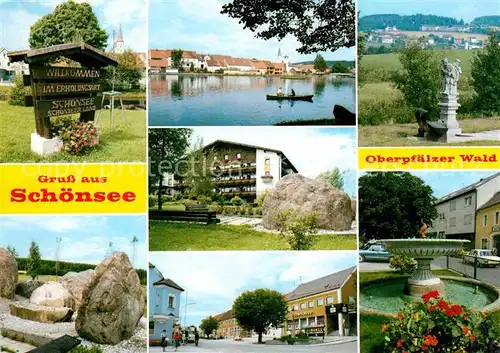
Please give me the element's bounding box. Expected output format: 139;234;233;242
149;48;354;75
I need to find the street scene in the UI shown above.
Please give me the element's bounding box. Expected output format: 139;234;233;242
149;251;358;352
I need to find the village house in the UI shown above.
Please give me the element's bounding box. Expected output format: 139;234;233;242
475;191;500;251
428;173;500;243
0;48;13;80
149;263;184;345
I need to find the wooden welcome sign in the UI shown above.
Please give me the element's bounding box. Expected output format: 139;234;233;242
8;43;118;139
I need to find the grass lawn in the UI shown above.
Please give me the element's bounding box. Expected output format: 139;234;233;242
149;222;357;250
0;101;146;162
359;118;500;146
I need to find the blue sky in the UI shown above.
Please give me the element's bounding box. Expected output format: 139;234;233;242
191;127;357;197
360;171;498;199
149;0;355;62
0;215;147;269
0;0;146;52
149;251;357;327
359;0;500;23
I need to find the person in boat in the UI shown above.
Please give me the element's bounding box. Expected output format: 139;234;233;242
277;87;283;96
290;88;296;96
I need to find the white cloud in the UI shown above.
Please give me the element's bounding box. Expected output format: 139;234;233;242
191;127;357;178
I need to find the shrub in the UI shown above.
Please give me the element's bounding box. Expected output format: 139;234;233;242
383;290;496;352
8;75;28;106
279;335;297;345
197;195;212;206
256;190;269;207
389;255;417;274
173;193;183;201
471;34;500;113
149;195;158;208
230;196;244;206
161;195;173;203
52;118;99;155
253;207;263;216
358;98;415;125
274;208;319;250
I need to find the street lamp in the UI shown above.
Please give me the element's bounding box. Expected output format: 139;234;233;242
182;291;196;328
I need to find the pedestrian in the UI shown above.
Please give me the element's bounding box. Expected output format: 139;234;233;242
160;330;168;352
173;330;181;351
194;329;199;347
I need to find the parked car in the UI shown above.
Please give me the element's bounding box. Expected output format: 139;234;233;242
359;242;395;262
463;249;500;267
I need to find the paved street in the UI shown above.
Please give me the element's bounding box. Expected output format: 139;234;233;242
360;257;500;288
150;338;357;353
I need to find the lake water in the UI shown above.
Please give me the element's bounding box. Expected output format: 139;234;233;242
149;75;355;126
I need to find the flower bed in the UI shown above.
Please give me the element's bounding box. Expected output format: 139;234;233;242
52;116;99;155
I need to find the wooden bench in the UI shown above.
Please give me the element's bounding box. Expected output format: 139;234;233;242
28;335;81;352
149;210;219;224
185;204;209;212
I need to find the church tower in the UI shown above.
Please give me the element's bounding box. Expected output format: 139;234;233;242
277;48;282;63
114;24;124;54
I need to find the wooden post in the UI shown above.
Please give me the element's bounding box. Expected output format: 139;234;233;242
30;63;52;138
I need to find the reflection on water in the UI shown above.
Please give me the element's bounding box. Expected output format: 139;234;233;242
149;74;355;126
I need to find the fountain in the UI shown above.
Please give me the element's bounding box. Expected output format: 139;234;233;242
380;239;469;296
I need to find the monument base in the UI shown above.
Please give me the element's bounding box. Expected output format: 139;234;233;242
407;280;446;297
31;132;62;156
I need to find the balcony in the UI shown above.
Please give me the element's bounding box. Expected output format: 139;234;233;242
212;165;257;176
214;178;256;187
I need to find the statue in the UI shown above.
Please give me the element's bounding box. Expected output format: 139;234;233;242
418;218;427;239
441;58;462;98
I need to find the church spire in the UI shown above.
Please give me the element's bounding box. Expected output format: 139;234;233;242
116;24;124;43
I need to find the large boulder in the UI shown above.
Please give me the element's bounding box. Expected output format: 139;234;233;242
76;252;144;345
30;282;76;310
0;248;18;299
58;269;95;309
351;197;357;220
15;280;45;298
10;302;73;323
262;174;354;230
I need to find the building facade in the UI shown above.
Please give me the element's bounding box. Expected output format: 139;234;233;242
475;191;500;251
428;173;500;243
285;266;357;337
167;140;298;202
149;263;184;345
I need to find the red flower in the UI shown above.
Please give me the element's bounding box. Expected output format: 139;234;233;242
423;335;439;346
437;299;449;310
422;290;440;303
397;312;404;319
462;326;470;335
397;339;404;348
421;344;429;351
445;304;463;317
470;334;476;342
428;305;438;312
381;324;388;332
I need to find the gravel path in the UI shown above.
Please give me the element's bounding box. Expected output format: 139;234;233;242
0;297;147;353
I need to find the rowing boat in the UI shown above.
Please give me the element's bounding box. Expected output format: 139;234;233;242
266;94;314;101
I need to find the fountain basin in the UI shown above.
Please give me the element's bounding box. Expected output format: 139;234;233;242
380;239;470;296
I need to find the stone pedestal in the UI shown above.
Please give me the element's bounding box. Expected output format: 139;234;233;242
31;132;62;156
434;95;462;142
407;258;446;296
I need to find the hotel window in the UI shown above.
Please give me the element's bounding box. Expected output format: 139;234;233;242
265;171;270;176
481;238;488;249
317;316;325;326
308;301;314;308
464;196;472;207
464;214;472;226
265;158;270;165
224;154;229;160
149;321;155;335
496;212;499;225
168;295;175;308
317;298;323;307
483;215;488;227
449;217;456;227
236;153;241;160
294;304;299;310
300;303;306;309
450;200;456;211
326;296;334;305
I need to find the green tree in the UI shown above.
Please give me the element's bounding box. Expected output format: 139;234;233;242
171;49;184;70
181;139;214;198
316;168;344;189
314;54;328;72
471;33;500;113
199;316;219;338
107;49;144;89
29;0;108;50
221;0;355;54
359;172;438;242
391;43;441;118
27;241;42;280
331;62;349;73
8;75;28;106
6;245;18;257
232;289;288;343
149;129;192;210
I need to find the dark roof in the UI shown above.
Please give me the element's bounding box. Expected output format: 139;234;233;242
8;43;118;67
202;139;299;173
477;191;500;211
435;173;500;205
284;266;356;301
153;278;185;292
